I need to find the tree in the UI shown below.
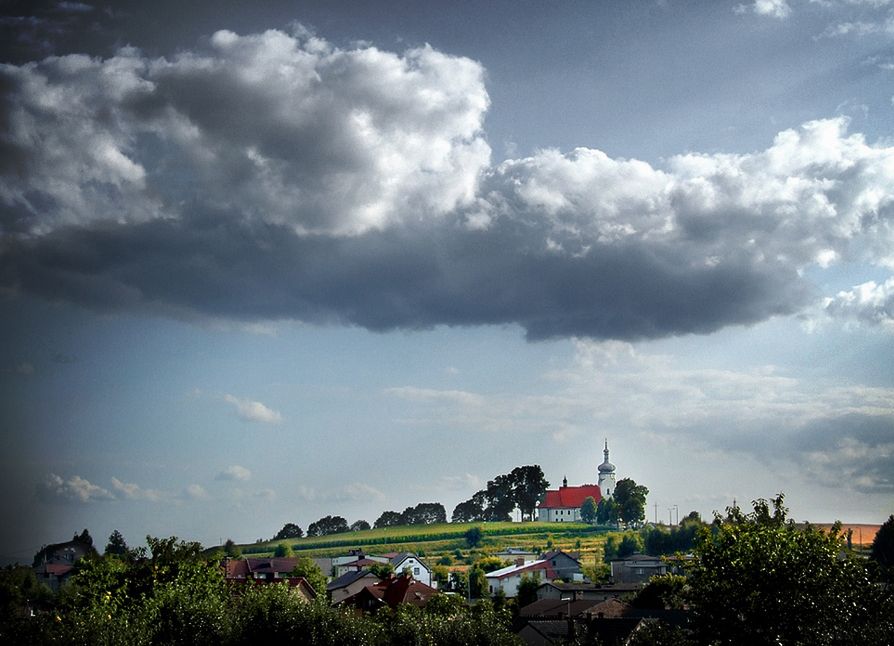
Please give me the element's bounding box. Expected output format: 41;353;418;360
288;556;327;597
483;475;515;522
580;496;598;524
465;526;483;548
369;562;394;579
104;530;129;557
871;514;894;580
452;496;485;523
349;519;371;532
516;573;541;608
509;465;549;522
687;494;893;644
374;510;403;528
596;497;618;525
468;565;488;598
146;535;203;564
273;542;292;557
400;502;447;525
273;522;304;540
224;538;242;558
306;515;349;537
613;478;649;526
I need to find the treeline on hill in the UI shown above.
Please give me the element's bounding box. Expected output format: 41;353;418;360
451;465;548;523
270;465;551;543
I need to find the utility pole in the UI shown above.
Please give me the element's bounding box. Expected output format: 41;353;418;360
674;505;679;526
653;502;659;524
668;508;672;525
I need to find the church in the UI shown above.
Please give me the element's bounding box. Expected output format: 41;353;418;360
537;440;616;522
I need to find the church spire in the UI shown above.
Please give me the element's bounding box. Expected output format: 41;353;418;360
598;438;616;498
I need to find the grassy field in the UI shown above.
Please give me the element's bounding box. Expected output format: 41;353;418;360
236;521;616;566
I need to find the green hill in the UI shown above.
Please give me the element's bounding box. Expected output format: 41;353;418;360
228;521;617;567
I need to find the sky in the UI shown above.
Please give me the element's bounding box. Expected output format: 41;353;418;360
1;0;893;562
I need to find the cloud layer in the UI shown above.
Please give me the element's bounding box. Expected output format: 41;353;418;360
2;28;893;340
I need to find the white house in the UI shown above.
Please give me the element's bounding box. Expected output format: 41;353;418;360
485;560;555;597
390;552;432;587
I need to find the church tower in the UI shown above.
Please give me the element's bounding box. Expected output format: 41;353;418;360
597;439;616;498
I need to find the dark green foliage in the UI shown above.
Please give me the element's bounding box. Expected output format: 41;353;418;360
452;494;486;522
7;543;522;645
612;478;649;526
368;562;394;579
603;532;642;562
374;510;403;528
630;574;686;610
274;522;304;540
687;494;894;645
641;514;702;556
289;556;328;597
350;520;371;532
483;475;515;522
274;542;293;557
871;514;894;580
401;502;447;525
580;496;597;524
475;556;506;573
0;565;54;629
465;526;483;548
508;465;549;522
468;565;488;599
453;466;549;524
224;538;242;558
105;529;129;557
516;573;540;608
307;515;349;537
596;497;618;525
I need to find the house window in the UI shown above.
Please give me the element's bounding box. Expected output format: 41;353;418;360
413;567;420;575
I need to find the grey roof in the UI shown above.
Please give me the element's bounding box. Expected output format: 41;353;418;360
327;569;377;591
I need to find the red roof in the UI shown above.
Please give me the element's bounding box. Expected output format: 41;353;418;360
343;574;440;610
541;485;602;509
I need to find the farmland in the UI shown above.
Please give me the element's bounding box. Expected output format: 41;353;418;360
236;521;617;567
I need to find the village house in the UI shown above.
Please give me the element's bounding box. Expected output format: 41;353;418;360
332;550;432;586
485;550;582;597
536;581;643;603
609;553;668;584
338;573;440;612
32;532;97;592
327;569;381;604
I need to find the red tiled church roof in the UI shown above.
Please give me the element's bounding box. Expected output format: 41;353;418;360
541;484;602;509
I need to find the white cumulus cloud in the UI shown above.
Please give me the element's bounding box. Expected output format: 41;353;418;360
823;277;894;330
224;394;283;424
736;0;792;18
38;474;115;503
111;477;164;501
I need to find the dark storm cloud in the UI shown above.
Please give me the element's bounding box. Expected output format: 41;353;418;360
0;213;811;341
1;28;892;341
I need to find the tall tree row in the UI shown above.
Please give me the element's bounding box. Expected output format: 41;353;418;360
451;465;549;523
